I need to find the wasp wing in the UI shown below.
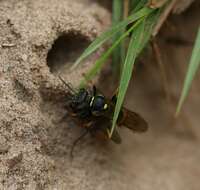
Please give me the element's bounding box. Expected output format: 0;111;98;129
117;108;148;132
91;116;122;144
110;90;148;132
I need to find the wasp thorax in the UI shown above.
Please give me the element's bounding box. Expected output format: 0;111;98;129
90;95;108;116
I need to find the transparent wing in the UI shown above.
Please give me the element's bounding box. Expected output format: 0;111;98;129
91;116;122;144
117;108;148;132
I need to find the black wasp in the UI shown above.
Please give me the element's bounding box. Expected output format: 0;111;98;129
59;76;148;157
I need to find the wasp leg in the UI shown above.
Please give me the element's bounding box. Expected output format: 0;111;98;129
58;111;76;124
70;130;89;160
59;113;69;123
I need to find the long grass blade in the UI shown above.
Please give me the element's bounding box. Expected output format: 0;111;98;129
137;9;160;54
112;0;124;74
109;19;146;137
176;27;200;115
131;0;148;12
71;7;153;70
79;20;142;87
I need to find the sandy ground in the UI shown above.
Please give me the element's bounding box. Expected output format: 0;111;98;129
0;0;200;190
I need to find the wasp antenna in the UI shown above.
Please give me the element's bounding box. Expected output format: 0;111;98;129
58;75;76;94
92;86;97;96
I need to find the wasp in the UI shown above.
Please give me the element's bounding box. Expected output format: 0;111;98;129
59;76;148;157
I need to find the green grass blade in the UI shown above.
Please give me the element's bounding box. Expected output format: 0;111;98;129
130;0;141;10
112;0;124;74
79;20;142;87
137;9;160;54
72;7;153;70
176;27;200;115
109;19;146;137
112;0;123;25
131;0;148;13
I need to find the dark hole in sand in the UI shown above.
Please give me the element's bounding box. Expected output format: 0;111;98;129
47;33;90;74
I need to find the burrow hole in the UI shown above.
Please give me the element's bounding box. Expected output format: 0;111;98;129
47;33;90;74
